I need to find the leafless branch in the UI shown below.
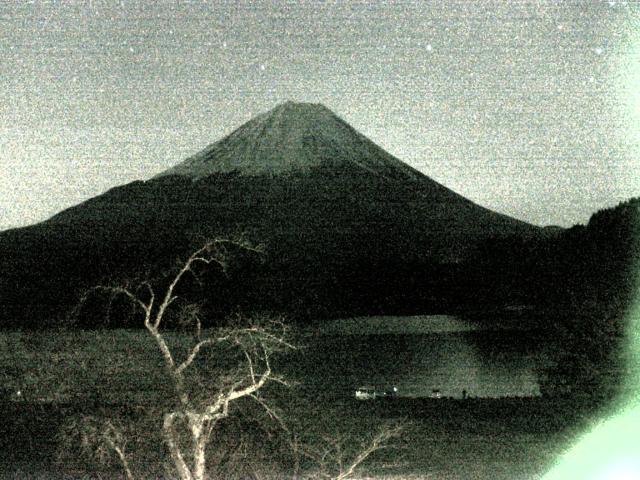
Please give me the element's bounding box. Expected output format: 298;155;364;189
59;415;136;480
248;393;290;434
102;420;135;480
298;423;405;480
174;339;212;375
333;424;403;480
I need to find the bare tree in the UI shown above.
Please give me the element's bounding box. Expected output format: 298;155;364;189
74;239;293;480
294;422;404;480
67;239;407;479
57;414;135;480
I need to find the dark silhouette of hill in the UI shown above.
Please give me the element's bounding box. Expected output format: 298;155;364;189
0;102;543;327
464;198;639;315
462;198;640;403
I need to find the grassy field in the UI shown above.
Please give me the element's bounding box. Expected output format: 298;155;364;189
0;329;604;479
0;396;595;479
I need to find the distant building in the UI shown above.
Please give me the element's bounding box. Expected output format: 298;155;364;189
355;385;398;400
355;386;377;400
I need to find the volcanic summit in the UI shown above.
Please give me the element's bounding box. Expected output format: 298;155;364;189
156;101;424;180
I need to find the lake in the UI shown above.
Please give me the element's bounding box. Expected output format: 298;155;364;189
293;315;544;399
0;315;546;403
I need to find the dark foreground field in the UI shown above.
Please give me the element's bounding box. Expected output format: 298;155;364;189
0;395;601;479
0;328;609;478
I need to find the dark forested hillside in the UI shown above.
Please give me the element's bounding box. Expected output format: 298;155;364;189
463;198;640;401
465;198;639;316
0;162;538;327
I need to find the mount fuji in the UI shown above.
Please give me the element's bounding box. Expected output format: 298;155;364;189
0;102;541;326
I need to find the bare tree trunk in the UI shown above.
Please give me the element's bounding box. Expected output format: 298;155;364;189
192;420;208;480
164;413;193;480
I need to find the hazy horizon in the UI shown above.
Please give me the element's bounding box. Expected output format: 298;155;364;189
2;1;639;230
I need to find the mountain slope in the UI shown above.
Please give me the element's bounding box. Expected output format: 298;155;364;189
0;102;542;326
156;101;425;180
52;101;535;252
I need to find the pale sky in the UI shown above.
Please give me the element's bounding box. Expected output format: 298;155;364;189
1;0;639;230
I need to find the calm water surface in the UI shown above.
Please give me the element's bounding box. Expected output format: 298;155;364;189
293;315;544;398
